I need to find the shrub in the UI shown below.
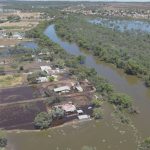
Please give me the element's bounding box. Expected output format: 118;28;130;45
0;131;7;148
52;107;65;119
34;112;52;129
93;108;103;119
91;99;103;107
138;137;150;150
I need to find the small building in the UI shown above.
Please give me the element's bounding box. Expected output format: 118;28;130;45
78;115;90;120
75;85;83;92
62;103;76;113
36;77;48;83
40;66;51;74
54;86;71;93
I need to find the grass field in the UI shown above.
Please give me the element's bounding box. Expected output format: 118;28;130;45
0;74;23;88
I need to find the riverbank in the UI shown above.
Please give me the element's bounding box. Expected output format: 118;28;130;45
55;15;150;88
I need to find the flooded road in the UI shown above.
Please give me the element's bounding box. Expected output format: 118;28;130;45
7;24;150;150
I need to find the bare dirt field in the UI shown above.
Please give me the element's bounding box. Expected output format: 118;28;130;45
0;38;32;47
0;101;46;130
0;39;21;47
0;85;41;104
0;21;38;29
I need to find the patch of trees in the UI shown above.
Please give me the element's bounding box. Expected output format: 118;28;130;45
7;15;21;22
34;107;65;129
34;112;52;129
109;93;132;109
92;108;103;119
55;15;150;88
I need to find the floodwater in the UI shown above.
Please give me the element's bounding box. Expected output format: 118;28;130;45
20;41;38;50
89;18;150;33
7;24;150;150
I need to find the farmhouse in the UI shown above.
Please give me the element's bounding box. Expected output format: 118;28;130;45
61;103;76;113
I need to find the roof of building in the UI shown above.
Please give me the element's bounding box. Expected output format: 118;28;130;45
40;66;52;72
77;109;84;114
62;103;76;112
76;85;83;92
78;115;90;120
36;77;48;82
54;86;71;92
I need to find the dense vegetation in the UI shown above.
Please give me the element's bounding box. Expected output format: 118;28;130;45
55;15;150;87
7;15;21;22
34;108;65;129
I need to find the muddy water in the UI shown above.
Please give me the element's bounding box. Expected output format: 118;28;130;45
7;103;137;150
7;24;150;150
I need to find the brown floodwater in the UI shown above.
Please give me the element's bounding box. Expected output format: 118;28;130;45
6;24;150;150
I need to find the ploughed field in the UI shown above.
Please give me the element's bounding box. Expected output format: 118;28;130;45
0;86;41;104
0;101;46;130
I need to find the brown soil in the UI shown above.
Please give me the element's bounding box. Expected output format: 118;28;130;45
0;101;46;130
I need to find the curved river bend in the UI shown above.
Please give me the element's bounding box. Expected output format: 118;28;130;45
7;25;150;150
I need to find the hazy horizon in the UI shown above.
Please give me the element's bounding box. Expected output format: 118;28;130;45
6;0;150;2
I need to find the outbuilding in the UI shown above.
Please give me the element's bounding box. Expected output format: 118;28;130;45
54;86;71;93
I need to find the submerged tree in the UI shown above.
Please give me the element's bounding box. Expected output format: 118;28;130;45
93;108;103;119
138;137;150;150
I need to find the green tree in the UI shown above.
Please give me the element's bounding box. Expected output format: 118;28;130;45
52;107;65;119
34;112;52;129
91;99;103;107
93;108;103;119
109;93;132;109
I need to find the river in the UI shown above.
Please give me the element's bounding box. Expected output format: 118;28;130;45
7;24;150;150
